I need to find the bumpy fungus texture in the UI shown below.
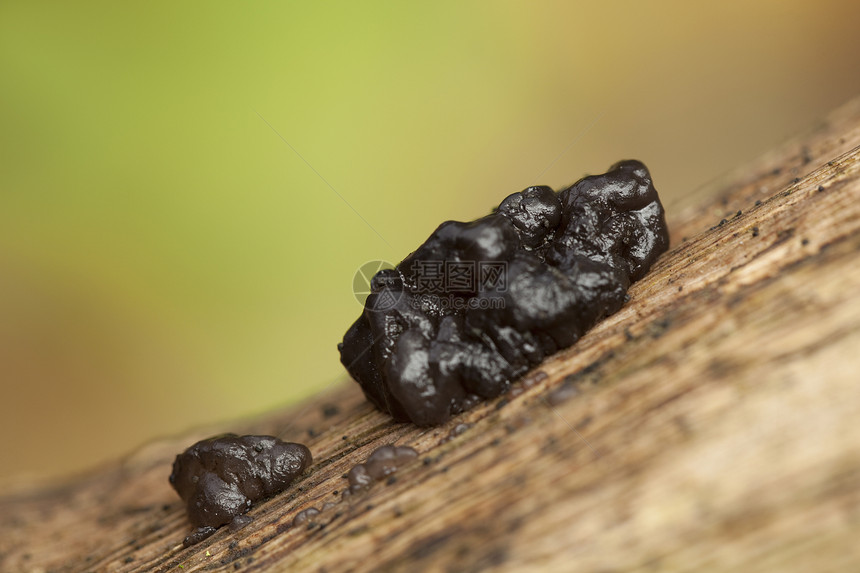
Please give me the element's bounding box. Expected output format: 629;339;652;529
169;434;312;543
340;160;669;425
343;445;418;499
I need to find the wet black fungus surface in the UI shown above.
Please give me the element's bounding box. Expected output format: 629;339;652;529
292;507;320;527
169;434;312;541
344;445;418;497
363;445;418;479
340;160;669;425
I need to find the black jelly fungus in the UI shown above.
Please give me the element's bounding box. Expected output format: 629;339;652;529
364;445;418;479
292;507;320;527
339;160;669;425
347;464;374;489
344;445;419;496
169;434;312;536
182;526;217;547
228;515;253;532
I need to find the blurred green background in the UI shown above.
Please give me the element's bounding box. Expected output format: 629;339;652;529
2;1;860;482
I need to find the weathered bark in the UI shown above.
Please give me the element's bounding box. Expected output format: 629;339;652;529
3;97;860;573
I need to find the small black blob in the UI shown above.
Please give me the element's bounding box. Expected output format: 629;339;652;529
363;445;418;480
169;434;312;537
292;507;320;527
339;160;669;425
321;404;340;418
347;463;374;492
344;445;419;497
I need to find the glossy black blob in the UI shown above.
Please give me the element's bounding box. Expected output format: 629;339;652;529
292;507;320;527
347;464;373;490
340;160;669;425
363;445;418;479
345;445;418;496
169;434;312;542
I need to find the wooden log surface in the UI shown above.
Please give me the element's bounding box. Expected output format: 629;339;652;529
3;96;860;573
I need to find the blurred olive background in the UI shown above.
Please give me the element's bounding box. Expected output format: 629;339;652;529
2;1;860;483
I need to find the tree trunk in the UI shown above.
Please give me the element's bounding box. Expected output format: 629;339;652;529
3;97;860;573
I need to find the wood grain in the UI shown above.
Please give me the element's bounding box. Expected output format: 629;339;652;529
3;97;860;573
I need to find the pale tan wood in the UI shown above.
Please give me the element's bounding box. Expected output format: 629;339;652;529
3;97;860;573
